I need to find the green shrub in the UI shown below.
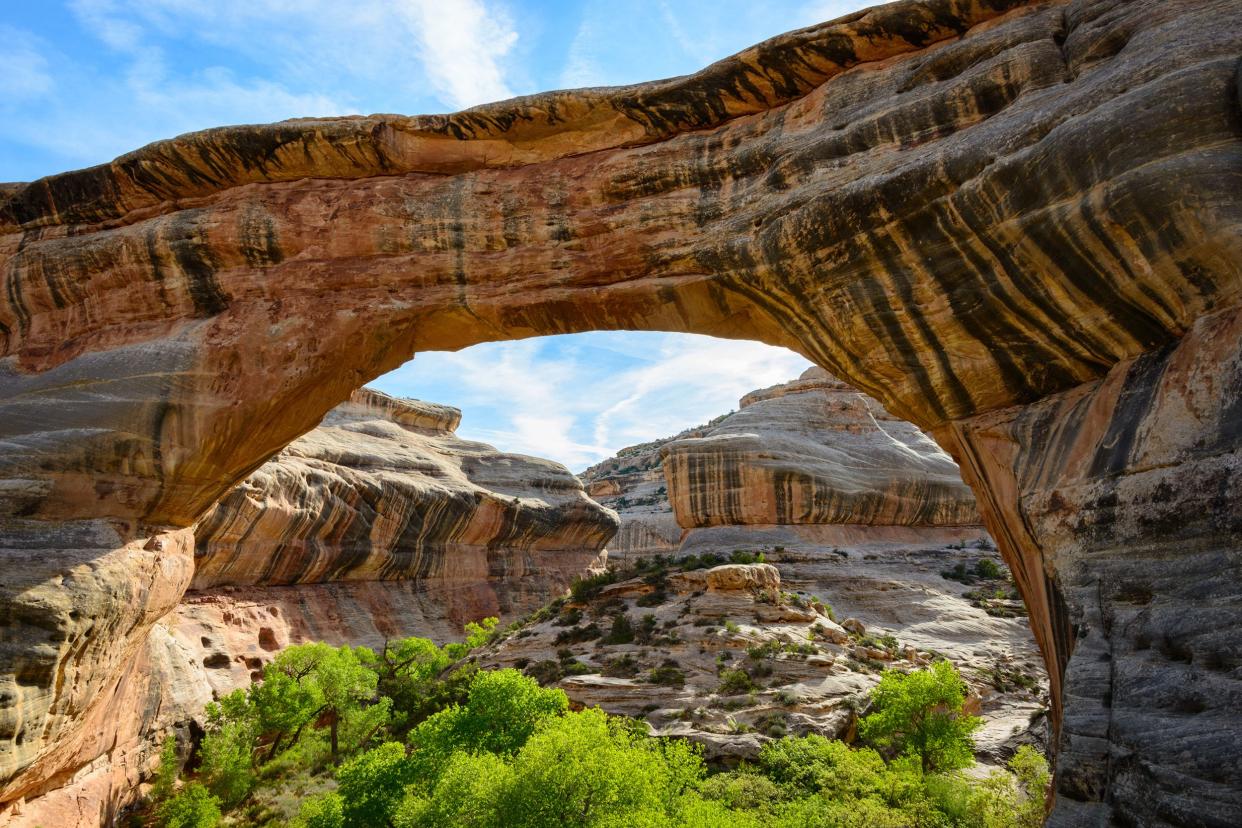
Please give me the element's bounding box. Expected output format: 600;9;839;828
554;623;602;645
570;570;620;602
603;654;640;678
554;607;583;627
156;782;221;828
647;662;685;687
717;668;757;696
603;613;635;645
292;792;344;828
975;558;1003;579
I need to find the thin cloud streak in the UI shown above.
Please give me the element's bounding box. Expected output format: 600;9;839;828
375;333;812;471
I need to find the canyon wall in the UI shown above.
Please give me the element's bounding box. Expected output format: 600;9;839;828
663;367;981;529
183;386;616;688
1;0;1240;824
580;417;725;561
0;390;615;825
194;387;615;595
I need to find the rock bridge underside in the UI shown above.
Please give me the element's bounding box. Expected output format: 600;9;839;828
1;0;1240;824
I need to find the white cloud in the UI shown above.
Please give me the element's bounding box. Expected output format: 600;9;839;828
402;0;518;109
376;333;812;471
559;15;604;89
71;0;519;111
68;0;145;51
591;336;811;450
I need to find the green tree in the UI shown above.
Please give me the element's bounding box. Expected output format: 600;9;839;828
408;669;568;781
965;745;1051;828
1009;745;1051;827
156;782;221;828
312;645;380;760
198;718;258;808
860;661;982;774
759;734;886;799
446;616;500;657
250;659;323;761
150;735;179;805
394;751;511;828
498;708;704;826
337;742;417;827
367;635;453;732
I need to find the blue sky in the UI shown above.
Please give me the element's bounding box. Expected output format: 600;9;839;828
0;0;872;468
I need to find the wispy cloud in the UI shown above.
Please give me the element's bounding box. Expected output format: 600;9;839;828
375;333;812;471
559;15;605;89
402;0;518;109
4;0;523;178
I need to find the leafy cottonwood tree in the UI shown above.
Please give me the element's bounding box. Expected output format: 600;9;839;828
860;660;982;774
408;667;568;781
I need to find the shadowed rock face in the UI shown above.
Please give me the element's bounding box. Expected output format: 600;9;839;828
664;367;981;528
1;0;1241;824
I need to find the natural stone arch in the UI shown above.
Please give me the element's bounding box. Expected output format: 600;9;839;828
0;0;1240;824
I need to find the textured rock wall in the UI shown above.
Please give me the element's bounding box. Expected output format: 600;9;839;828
942;303;1242;826
1;0;1241;823
0;524;202;826
580;417;725;560
664;367;981;528
193;387;616;590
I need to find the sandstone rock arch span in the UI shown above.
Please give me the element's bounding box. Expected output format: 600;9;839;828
1;0;1240;824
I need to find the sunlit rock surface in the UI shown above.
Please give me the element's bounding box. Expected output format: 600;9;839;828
580;418;724;561
194;388;616;592
664;368;981;529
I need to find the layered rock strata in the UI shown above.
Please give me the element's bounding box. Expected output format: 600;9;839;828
193;388;616;593
580;417;726;561
663;367;981;528
2;0;1241;823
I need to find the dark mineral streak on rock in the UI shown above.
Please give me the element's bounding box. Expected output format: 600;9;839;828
192;388;616;591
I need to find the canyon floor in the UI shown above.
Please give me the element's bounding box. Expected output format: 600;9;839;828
477;536;1048;770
